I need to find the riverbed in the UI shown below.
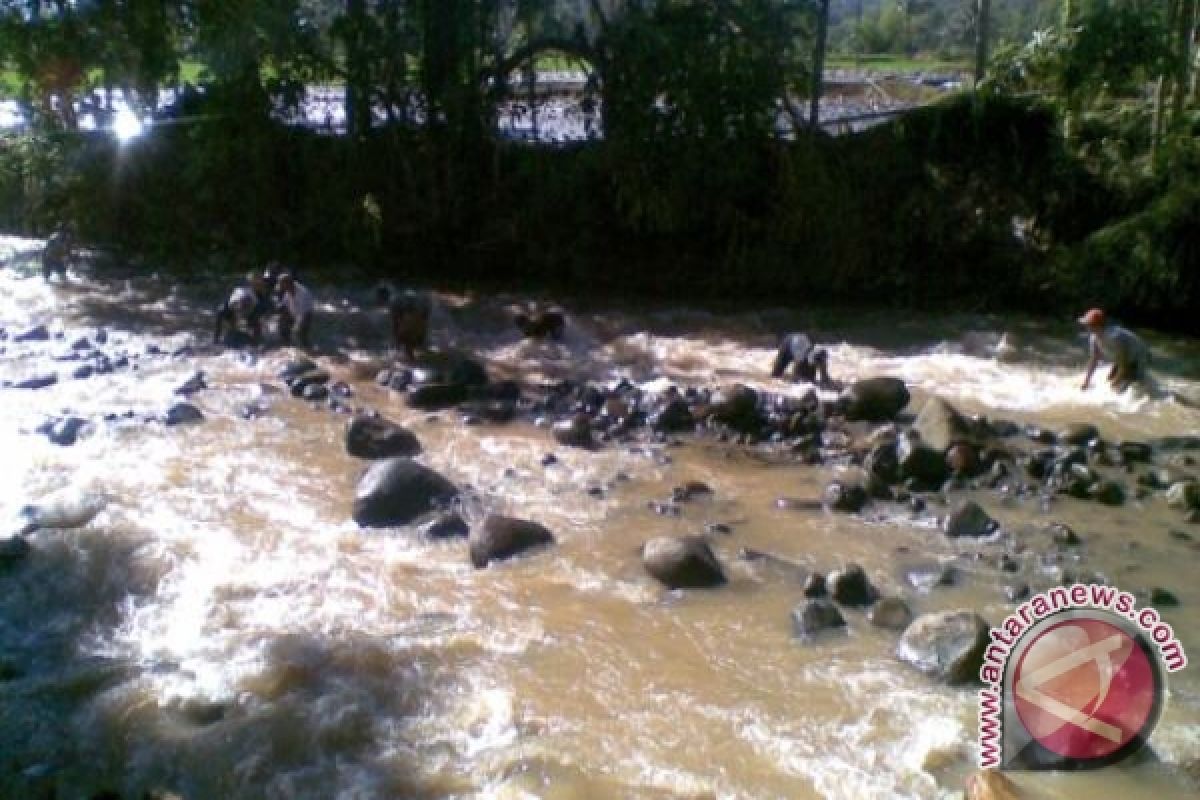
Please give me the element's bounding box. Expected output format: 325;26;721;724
1;237;1197;799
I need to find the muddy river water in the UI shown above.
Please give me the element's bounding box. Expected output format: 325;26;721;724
1;236;1197;799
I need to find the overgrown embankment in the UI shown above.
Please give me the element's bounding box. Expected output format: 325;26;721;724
2;93;1196;332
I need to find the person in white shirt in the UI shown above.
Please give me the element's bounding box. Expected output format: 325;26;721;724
276;272;315;348
1079;308;1149;392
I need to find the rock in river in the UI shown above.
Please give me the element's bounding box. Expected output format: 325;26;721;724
164;403;204;426
642;535;726;589
841;377;910;422
352;458;458;528
827;564;877;606
944;500;997;538
896;610;991;685
469;514;556;568
553;413;595;449
914;396;972;453
346;414;422;459
791;599;846;640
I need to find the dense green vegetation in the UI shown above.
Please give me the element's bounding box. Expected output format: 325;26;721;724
0;1;1197;332
827;0;1063;60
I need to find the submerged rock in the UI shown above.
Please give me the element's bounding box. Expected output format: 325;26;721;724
642;535;726;589
352;458;458;528
896;610;990;685
469;514;555;568
869;597;914;631
345;414;422;459
791;599;846;640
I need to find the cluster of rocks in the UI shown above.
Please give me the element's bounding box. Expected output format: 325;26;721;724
0;324;223;445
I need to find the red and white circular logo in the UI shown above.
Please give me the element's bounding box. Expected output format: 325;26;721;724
1012;614;1162;765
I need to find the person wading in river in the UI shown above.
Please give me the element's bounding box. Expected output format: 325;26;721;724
214;271;274;346
277;272;315;349
771;332;836;388
41;226;74;281
1079;308;1150;393
377;285;431;361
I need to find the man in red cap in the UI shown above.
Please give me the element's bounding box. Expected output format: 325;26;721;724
1079;308;1149;392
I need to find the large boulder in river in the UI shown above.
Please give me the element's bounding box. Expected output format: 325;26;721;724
345;414;421;459
896;610;991;685
353;458;458;528
709;384;762;433
642;535;726;589
841;377;910;422
914;396;973;453
469;514;555;568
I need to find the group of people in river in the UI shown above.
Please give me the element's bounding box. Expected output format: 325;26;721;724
42;233;1154;395
212;265;315;349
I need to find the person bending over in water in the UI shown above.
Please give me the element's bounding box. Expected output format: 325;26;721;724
276;272;315;348
214;271;274;346
377;285;431;361
771;333;835;388
41;227;74;281
513;306;565;340
1079;308;1150;393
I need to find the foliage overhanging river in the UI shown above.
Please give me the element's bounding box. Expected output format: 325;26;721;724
1;236;1198;800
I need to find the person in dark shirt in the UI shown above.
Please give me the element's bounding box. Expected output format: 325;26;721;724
41;228;74;281
377;285;432;361
771;333;834;388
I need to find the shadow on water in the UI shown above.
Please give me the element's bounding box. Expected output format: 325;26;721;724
0;527;456;800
